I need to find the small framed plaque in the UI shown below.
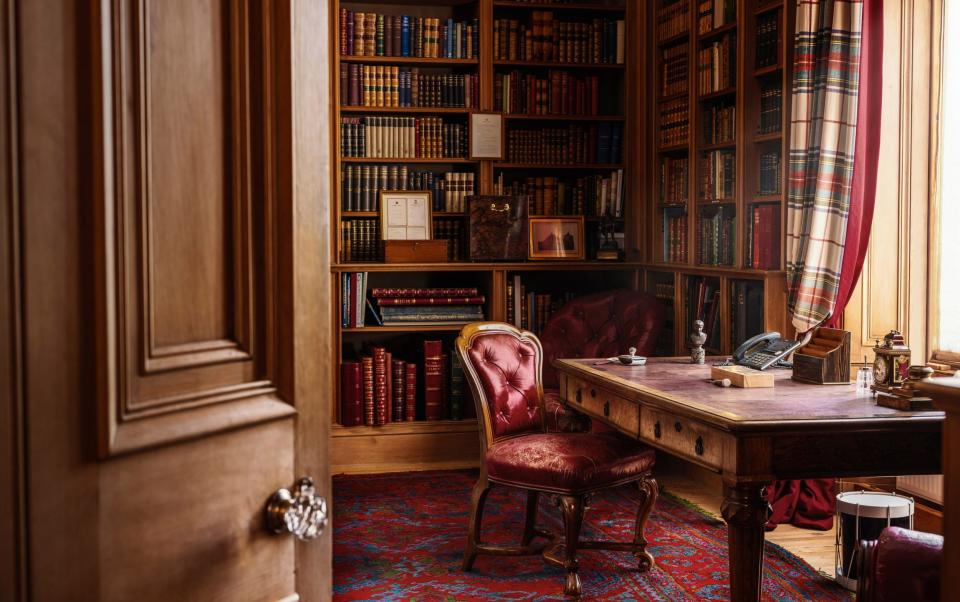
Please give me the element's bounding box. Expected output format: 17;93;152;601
469;112;504;160
380;191;432;240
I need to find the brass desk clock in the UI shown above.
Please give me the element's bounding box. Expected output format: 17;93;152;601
870;330;912;395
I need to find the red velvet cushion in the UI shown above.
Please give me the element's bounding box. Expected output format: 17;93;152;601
465;332;543;439
540;290;666;388
871;526;942;602
485;432;655;494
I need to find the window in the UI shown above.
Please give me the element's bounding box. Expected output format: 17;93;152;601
933;0;960;360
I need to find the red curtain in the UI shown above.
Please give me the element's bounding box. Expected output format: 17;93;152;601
767;0;883;531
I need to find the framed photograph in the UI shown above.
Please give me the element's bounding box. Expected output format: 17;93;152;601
469;112;504;160
528;217;585;261
380;191;432;240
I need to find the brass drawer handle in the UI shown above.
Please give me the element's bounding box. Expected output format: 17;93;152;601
575;389;582;403
695;436;704;456
603;401;610;417
674;421;683;433
653;421;661;439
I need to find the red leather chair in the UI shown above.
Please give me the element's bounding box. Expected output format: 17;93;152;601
539;290;666;430
856;526;942;602
455;322;659;598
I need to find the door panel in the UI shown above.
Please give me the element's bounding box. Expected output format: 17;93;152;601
17;0;331;599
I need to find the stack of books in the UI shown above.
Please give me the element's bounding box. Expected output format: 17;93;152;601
494;70;601;115
371;287;485;326
506;123;623;164
493;14;625;64
339;11;479;60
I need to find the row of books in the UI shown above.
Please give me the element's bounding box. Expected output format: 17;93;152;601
341;272;370;328
433;219;468;261
758;86;782;134
696;206;735;266
659;98;689;147
341;219;381;262
340;165;475;212
493;16;626;64
698;149;736;201
506;123;623;164
698;33;736;94
659;156;688;204
340;65;480;109
745;203;780;270
697;0;736;34
657;0;690;41
339;340;469;426
371;287;485;326
731;279;765;348
702;101;735;145
339;11;479;59
500;170;624;217
506;276;575;336
662;206;689;262
494;70;601;116
755;11;780;69
758;151;781;195
687;276;722;350
660;44;689;98
340;116;468;159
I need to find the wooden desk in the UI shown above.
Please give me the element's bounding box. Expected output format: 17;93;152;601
553;357;943;602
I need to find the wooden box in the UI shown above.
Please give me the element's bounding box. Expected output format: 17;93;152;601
384;240;448;263
711;365;775;388
791;327;851;385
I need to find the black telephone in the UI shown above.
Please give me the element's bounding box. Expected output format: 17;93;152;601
731;332;803;370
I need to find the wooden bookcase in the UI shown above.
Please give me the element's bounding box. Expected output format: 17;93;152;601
328;0;794;473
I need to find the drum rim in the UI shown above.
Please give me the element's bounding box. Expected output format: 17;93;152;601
836;490;914;519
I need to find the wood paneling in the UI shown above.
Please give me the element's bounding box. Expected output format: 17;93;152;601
94;0;292;457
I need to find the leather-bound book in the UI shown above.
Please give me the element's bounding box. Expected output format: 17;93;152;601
449;353;464;420
392;359;406;422
441;352;449;419
361;355;374;425
423;340;443;420
340;361;363;427
384;350;392;422
405;363;417;421
372;346;388;425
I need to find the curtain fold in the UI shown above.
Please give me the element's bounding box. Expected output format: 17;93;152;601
769;0;882;531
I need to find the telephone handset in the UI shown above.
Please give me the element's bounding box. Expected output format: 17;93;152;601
731;331;803;370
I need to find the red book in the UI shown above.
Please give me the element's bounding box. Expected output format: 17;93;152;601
392;359;406;422
340;8;349;56
405;363;417;421
372;347;388;425
381;287;458;299
361;356;374;426
384;351;393;422
377;296;485;306
340;361;363;427
752;206;761;269
423;341;443;421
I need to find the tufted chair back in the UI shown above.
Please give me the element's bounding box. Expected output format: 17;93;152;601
539;290;666;388
455;323;547;450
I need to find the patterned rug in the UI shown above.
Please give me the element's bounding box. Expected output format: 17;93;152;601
333;470;850;601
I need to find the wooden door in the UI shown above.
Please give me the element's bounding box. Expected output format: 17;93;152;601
2;0;333;600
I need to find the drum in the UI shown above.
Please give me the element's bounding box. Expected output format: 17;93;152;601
835;491;914;591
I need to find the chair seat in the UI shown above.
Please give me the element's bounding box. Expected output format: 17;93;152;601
485;432;655;494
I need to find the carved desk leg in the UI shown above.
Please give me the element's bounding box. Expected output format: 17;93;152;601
720;483;771;602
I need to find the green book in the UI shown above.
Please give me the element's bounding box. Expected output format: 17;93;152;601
449;352;464;420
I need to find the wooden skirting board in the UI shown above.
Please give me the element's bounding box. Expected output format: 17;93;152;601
332;420;480;474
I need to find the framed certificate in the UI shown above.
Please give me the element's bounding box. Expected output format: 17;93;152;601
469;112;504;160
380;191;432;240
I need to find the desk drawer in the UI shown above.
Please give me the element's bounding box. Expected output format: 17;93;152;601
641;408;724;470
562;375;639;437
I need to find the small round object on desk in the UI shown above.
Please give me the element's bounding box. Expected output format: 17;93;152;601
835;491;914;591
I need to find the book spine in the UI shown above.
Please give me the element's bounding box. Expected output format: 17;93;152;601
405;363;417;421
340;361;363;426
372;346;388;424
423;340;443;421
391;359;406;422
376;296;485;306
361;356;374;425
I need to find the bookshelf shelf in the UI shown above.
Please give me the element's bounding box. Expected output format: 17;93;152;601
697;22;737;42
753;131;782;142
698;88;737;102
493;60;625;69
752;194;782;202
493;162;624;169
700;141;736;151
493;1;626;12
658;143;690;153
331;419;479;439
697;198;736;205
657;31;690;47
339;55;479;66
755;1;784;16
340;106;473;114
340;157;479;164
658;92;688;104
502;113;626;121
342;325;471;333
754;64;782;77
332;261;647;273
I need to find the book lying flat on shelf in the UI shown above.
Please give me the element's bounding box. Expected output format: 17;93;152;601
371;287;485;325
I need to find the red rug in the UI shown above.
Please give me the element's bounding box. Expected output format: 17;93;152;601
333;470;850;601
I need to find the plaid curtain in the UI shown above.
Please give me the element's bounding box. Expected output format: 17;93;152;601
786;0;864;333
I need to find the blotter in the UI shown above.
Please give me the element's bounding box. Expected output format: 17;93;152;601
710;365;775;388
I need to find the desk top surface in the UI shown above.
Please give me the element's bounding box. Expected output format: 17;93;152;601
554;357;943;431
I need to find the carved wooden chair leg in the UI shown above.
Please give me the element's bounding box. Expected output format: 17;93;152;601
559;495;585;597
463;477;491;571
634;475;659;572
521;490;540;547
